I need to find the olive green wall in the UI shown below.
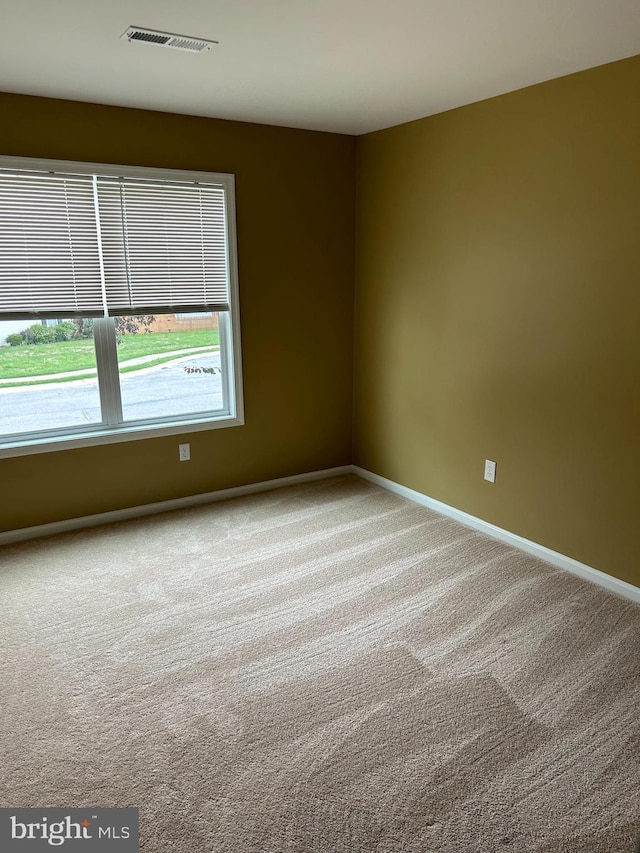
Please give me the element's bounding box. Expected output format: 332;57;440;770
3;56;639;589
0;93;356;530
354;55;640;587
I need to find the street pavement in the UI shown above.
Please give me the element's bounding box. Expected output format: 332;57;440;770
0;352;223;436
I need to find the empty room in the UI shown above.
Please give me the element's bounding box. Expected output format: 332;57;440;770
0;1;639;851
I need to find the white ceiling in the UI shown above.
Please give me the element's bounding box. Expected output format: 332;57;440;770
2;0;640;135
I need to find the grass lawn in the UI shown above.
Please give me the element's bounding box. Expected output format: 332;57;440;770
0;351;219;389
0;330;219;380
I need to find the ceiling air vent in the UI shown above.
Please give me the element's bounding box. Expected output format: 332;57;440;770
121;27;218;53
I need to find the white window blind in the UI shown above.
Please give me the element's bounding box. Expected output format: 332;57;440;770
0;170;104;318
96;177;230;315
0;168;231;319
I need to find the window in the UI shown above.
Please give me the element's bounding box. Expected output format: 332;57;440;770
0;157;243;457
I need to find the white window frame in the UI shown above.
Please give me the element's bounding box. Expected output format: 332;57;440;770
0;156;244;458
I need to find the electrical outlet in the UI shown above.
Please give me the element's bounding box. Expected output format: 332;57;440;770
484;459;496;483
179;443;191;462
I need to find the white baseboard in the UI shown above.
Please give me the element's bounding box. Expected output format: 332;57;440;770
352;466;640;605
3;462;638;605
0;465;353;547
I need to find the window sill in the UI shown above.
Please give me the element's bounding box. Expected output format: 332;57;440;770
0;413;244;458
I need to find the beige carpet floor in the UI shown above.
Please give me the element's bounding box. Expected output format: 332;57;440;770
0;475;639;852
